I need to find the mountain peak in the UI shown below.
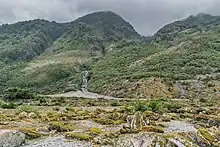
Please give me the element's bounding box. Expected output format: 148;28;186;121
74;10;132;28
66;10;141;41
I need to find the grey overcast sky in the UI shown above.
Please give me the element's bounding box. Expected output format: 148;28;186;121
1;0;220;35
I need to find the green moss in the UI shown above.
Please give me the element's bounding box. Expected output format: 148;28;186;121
19;127;41;139
120;106;135;113
46;111;62;121
198;128;215;142
76;110;89;116
65;132;93;140
141;126;164;133
114;120;126;125
143;110;153;117
92;118;115;125
19;105;38;113
48;121;76;132
89;127;103;135
0;114;6;121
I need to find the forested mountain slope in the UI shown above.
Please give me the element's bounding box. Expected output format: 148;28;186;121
0;11;141;94
1;12;220;99
89;14;220;98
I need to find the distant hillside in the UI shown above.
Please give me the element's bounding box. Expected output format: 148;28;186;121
46;11;141;55
89;14;220;98
0;11;142;94
1;11;220;99
0;19;67;62
154;13;220;41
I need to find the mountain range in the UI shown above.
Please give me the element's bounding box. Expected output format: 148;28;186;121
1;11;220;99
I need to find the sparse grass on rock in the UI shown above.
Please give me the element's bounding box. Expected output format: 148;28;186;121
65;132;93;141
19;127;41;139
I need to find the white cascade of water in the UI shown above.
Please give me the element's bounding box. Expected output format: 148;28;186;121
82;70;89;92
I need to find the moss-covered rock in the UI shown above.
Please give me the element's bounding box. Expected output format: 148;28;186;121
19;127;41;139
92;118;115;125
93;136;113;145
46;111;62;121
119;106;135;114
119;125;139;134
18;112;28;119
141;126;164;133
48;121;76;132
0;114;6;121
114;120;126;125
28;112;38;119
76;110;89;116
65;132;93;140
89;127;103;135
143;110;153;117
107;112;126;121
198;128;215;142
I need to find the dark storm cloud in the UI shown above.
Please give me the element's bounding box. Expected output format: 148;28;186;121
0;0;220;35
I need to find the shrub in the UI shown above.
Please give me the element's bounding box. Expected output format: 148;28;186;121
1;102;17;109
135;102;149;112
110;101;121;107
3;87;35;101
148;98;180;113
39;98;46;103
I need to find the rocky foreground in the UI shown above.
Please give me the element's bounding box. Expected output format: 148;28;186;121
0;97;219;147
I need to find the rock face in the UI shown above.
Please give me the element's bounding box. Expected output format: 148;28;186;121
22;135;92;147
164;120;197;133
0;130;25;147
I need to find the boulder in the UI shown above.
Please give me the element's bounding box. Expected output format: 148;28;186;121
18;112;28;119
0;130;25;147
28;112;38;119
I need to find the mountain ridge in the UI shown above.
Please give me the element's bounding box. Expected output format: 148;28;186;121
1;11;220;99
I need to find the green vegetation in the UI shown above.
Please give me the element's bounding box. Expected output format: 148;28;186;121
65;132;93;140
1;11;220;99
132;98;181;113
89;127;103;135
48;121;77;132
1;102;17;109
3;87;35;101
0;96;219;146
198;128;215;142
89;23;220;97
141;126;164;133
0;11;140;94
19;105;38;113
19;127;42;139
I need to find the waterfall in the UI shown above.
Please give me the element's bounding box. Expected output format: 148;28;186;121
82;70;89;92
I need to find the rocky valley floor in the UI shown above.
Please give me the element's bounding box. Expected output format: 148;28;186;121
0;96;220;147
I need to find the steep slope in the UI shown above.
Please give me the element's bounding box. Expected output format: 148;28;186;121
0;19;67;62
46;11;141;55
0;19;68;91
154;13;220;41
0;11;142;94
89;14;220;99
2;11;220;99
